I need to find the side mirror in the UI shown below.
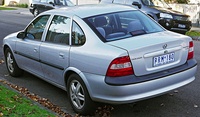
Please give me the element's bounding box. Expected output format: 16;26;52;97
17;32;26;39
49;2;55;6
132;2;142;9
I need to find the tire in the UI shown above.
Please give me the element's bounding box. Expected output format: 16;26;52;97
33;8;39;17
67;74;96;115
4;48;23;77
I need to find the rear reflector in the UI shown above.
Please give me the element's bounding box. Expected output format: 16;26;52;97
106;56;134;77
187;41;194;60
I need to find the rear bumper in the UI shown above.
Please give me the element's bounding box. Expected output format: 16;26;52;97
106;59;197;85
83;59;197;104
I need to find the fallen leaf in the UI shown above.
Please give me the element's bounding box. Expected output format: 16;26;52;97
4;74;9;77
0;112;3;117
95;105;114;117
0;80;4;83
174;90;179;93
194;105;198;108
1;81;71;116
0;59;4;64
160;103;165;107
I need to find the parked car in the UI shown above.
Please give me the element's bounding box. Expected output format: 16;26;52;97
3;4;197;115
101;0;192;34
29;0;74;17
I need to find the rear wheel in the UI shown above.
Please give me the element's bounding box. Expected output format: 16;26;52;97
67;74;96;115
5;48;23;77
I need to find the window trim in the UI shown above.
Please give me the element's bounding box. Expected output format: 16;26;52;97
24;15;51;41
44;15;71;45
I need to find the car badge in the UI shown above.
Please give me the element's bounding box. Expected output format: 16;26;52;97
163;44;167;49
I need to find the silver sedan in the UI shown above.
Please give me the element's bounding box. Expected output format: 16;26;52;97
3;4;197;115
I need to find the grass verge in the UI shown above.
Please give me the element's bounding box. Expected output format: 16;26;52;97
0;6;16;10
186;30;200;40
186;30;200;37
0;84;55;117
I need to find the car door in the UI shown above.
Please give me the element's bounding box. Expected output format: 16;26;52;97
15;15;50;78
40;15;71;86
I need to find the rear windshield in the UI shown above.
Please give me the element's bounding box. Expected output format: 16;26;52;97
85;10;164;42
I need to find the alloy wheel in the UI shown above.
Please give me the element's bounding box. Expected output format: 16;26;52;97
69;79;85;109
6;52;14;73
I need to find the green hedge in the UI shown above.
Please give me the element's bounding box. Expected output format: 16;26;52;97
16;3;28;8
186;31;200;37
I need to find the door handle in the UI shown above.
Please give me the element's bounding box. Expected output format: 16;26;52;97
59;53;64;59
34;48;38;52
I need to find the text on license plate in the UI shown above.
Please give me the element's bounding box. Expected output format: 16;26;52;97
178;24;186;28
153;52;175;67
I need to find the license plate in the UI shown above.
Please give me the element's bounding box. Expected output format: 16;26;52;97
153;52;175;67
178;24;186;28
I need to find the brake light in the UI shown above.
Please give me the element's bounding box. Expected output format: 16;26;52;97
106;56;134;77
187;41;194;60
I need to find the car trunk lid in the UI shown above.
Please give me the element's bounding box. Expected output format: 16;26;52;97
107;31;190;76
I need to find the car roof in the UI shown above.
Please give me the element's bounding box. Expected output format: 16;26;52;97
44;4;137;18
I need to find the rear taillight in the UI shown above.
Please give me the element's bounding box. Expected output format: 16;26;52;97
106;56;134;77
187;41;194;60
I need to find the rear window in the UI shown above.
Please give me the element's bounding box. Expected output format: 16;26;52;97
85;10;164;42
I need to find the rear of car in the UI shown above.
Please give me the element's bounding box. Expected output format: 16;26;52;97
3;4;197;115
83;9;197;103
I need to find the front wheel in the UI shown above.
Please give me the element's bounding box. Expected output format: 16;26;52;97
33;8;39;17
67;74;96;115
5;48;23;77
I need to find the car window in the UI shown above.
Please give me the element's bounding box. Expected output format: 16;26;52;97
71;21;86;46
66;0;75;6
86;10;164;42
40;0;47;3
46;15;70;45
126;0;141;4
26;15;50;40
47;0;54;3
114;0;126;3
55;0;64;5
149;0;170;8
141;0;153;5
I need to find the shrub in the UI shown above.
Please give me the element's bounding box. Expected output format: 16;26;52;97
186;31;200;36
16;3;28;8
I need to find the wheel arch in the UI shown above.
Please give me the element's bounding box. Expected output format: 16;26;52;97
3;45;12;55
64;67;93;96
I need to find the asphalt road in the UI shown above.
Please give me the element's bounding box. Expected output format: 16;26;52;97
0;9;200;117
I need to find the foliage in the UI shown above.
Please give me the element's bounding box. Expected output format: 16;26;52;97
0;6;16;10
0;84;55;117
186;30;200;36
16;3;28;8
